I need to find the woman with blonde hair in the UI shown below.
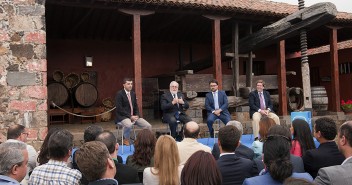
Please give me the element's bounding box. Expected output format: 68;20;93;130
143;135;182;185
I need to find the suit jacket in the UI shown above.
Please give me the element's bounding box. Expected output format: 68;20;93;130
114;160;140;184
249;90;274;118
88;179;118;185
160;91;189;120
243;172;313;185
255;154;305;174
217;154;258;185
314;157;352;185
302;141;345;178
205;90;230;115
115;90;139;122
212;143;254;160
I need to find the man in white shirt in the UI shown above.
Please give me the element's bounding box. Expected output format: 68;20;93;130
6;124;37;183
177;121;211;165
315;121;352;185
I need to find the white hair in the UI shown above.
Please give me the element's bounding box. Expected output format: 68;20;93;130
0;142;27;175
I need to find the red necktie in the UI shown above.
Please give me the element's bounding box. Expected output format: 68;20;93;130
127;93;133;116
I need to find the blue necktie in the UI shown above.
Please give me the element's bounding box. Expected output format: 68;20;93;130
214;92;219;109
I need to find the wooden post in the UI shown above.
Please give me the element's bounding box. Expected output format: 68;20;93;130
246;24;253;88
212;18;222;89
231;22;239;95
329;27;340;112
278;40;287;116
132;14;143;116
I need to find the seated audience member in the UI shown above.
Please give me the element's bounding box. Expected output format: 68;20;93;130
251;117;276;159
6;124;38;181
217;125;258;185
143;135;182;185
0;142;28;185
284;177;315;185
212;120;254;160
37;127;62;165
181;150;222;185
249;80;280;139
290;119;316;157
28;129;81;185
302;117;345;178
205;79;231;137
96;131;140;184
76;141;117;185
314;121;352;185
177;121;211;165
127;129;156;175
243;135;313;185
255;125;305;173
161;81;192;139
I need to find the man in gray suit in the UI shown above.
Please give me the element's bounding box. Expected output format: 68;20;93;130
315;121;352;185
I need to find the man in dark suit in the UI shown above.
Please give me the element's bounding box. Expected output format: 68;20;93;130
212;120;254;160
115;78;151;146
249;80;280;138
161;81;192;139
96;131;140;184
315;121;352;185
217;125;258;185
205;79;231;137
303;117;345;178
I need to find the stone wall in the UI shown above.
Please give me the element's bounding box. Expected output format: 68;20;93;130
0;0;47;150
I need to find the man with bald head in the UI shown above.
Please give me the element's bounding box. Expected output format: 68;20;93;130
177;121;211;165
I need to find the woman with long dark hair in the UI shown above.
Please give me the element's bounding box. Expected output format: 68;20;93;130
37;127;62;165
243;135;313;185
126;129;157;172
290;119;316;157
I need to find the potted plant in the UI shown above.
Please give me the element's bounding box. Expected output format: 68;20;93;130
341;99;352;113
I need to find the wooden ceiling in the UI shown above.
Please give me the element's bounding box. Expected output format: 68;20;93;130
45;1;352;53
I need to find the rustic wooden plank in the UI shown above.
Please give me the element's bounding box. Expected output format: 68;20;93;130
246;24;253;87
232;22;240;95
180;74;278;92
239;2;337;53
278;40;288;116
212;18;223;89
330;27;340;112
132;14;143;116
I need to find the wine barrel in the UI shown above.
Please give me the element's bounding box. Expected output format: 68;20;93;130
48;82;69;107
74;82;98;107
311;86;328;111
287;87;304;111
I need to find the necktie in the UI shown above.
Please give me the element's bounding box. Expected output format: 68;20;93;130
214;92;219;109
127;93;133;116
259;92;266;110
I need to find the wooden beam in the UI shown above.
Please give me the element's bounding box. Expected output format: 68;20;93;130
225;53;256;58
212;18;223;89
119;9;155;16
246;24;253;87
239;2;337;53
278;40;288;116
330;27;340;112
132;14;143;116
231;22;239;95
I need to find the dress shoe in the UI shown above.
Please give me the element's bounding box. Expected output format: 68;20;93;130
210;132;215;138
123;139;130;146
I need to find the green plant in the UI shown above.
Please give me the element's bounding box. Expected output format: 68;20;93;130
341;100;352;110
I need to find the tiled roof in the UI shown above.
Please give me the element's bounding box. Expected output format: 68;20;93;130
114;0;352;21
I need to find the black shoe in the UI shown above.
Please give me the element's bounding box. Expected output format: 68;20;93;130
210;132;214;138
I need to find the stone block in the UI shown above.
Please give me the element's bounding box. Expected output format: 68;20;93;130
37;100;47;111
233;112;250;122
9;100;36;111
191;118;203;124
7;71;36;86
23;86;47;99
10;32;23;42
27;128;38;140
0;30;9;42
186;109;195;118
32;111;47;127
195;109;203;118
6;64;19;71
38;127;48;141
24;31;46;44
27;59;46;71
235;106;250;112
10;44;35;58
18;5;45;16
0;46;8;55
0;132;5;143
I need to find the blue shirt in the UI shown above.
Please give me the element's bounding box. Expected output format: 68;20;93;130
0;175;21;185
